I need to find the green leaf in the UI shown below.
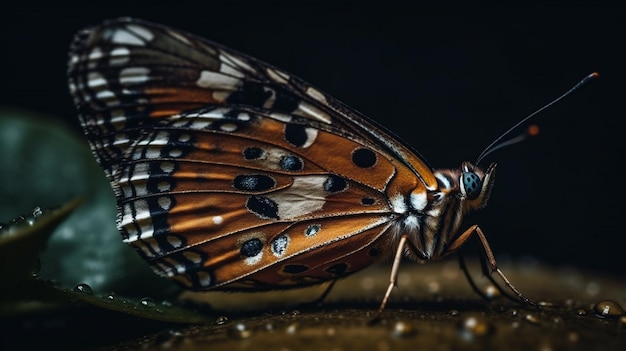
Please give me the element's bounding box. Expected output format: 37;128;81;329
0;107;180;297
0;198;81;290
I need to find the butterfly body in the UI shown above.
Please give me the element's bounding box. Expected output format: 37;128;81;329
68;18;510;302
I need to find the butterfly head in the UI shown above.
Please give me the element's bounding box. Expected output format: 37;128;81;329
433;162;496;213
403;162;496;261
460;162;496;209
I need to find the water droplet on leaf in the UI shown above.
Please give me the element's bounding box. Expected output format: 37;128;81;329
139;297;156;308
215;316;229;325
593;300;624;318
73;283;93;295
31;207;43;218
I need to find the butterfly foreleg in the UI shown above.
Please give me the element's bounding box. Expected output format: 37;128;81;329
447;225;537;306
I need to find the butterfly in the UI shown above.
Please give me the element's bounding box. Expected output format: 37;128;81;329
67;17;540;314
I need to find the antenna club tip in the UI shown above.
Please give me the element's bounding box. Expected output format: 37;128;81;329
527;124;540;137
578;72;599;86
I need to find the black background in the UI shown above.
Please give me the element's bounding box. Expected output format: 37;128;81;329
1;2;623;277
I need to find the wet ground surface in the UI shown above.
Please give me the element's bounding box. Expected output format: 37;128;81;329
112;259;626;351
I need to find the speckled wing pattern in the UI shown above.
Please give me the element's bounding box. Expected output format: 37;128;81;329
67;17;438;290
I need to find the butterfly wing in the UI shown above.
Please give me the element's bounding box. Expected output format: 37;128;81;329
68;17;438;290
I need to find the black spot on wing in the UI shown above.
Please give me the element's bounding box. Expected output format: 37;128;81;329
273;89;300;112
246;195;279;219
243;147;264;160
352;148;377;168
284;123;308;147
323;175;348;193
234;174;276;191
361;197;376;205
304;224;321;237
240;238;264;257
226;82;299;113
283;264;309;274
226;81;273;107
279;155;303;171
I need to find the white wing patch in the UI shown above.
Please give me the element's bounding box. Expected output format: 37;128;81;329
268;176;328;219
196;70;242;89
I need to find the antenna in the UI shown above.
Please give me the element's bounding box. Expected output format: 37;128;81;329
475;72;598;165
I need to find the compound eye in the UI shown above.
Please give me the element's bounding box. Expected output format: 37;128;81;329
462;172;482;200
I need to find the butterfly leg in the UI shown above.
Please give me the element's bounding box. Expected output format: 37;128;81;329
458;250;518;303
447;225;536;306
457;251;492;301
306;279;338;307
376;235;407;317
371;234;424;323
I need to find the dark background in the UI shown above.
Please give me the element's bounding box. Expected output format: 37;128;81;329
1;2;623;277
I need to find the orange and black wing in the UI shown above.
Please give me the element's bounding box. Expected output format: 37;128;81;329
68;17;437;290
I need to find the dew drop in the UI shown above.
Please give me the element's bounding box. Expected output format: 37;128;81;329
9;215;25;226
73;283;93;295
139;297;156;308
448;310;460;317
107;294;115;300
215;316;229;325
593;299;625;318
31;207;43;218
